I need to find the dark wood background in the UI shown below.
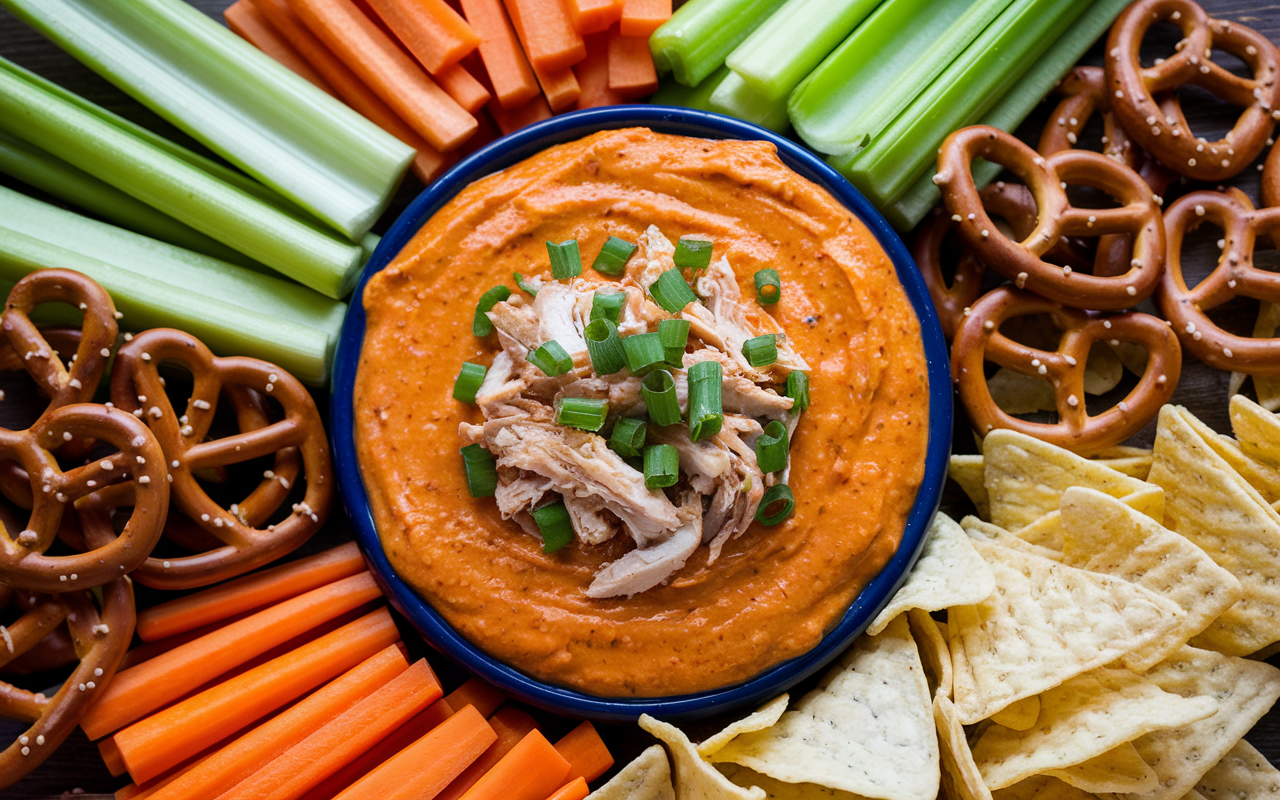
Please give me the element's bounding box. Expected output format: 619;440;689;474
2;0;1279;797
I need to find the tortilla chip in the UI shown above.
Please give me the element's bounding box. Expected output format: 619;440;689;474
1084;340;1123;395
1232;393;1280;469
1178;406;1280;503
1058;487;1244;672
961;517;1062;561
1230;304;1280;413
992;776;1094;800
710;615;940;800
1148;405;1280;655
989;696;1039;731
908;608;952;701
639;716;765;800
697;694;790;758
867;513;996;635
1045;743;1157;794
1109;339;1149;377
950;539;1184;724
1118;646;1280;800
716;763;870;800
971;667;1216;790
1194;739;1280;800
989;368;1058;414
589;745;676;800
936;694;993;800
950;455;990;518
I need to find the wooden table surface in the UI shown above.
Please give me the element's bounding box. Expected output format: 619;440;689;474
3;0;1280;796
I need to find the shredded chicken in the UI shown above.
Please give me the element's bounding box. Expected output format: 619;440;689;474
587;491;703;598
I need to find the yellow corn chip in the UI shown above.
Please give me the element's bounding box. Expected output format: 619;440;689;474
992;776;1094;800
962;517;1062;561
990;696;1040;731
1009;484;1165;553
989;368;1059;414
950;455;990;519
1045;743;1157;794
1229;304;1280;414
589;744;676;800
1231;394;1280;469
716;763;870;799
908;608;952;701
936;694;993;800
639;715;765;800
1182;791;1208;800
1194;739;1280;800
697;694;790;758
1178;407;1280;504
1084;340;1123;396
1058;487;1243;672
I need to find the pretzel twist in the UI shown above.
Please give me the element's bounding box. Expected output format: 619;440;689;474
1105;0;1280;182
1264;139;1279;211
952;286;1181;455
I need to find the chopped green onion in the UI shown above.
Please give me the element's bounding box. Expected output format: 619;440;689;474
658;318;691;349
514;271;539;296
453;362;487;404
742;335;778;367
555;397;609;431
609;417;648;457
787;370;811;412
473;286;512;336
641;369;681;426
591;236;637;276
688;360;723;441
644;444;679;489
649;268;698;314
527;340;573;376
756;420;789;473
622;332;667;374
591;290;626;324
547;240;582;279
756;484;795;525
585;318;626;375
650;0;788;87
532;501;574;552
673;237;714;271
754;269;781;305
461;444;498;498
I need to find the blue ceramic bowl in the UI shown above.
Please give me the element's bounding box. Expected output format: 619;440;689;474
331;105;952;723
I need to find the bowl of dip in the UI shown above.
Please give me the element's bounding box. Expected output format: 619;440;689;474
331;105;952;722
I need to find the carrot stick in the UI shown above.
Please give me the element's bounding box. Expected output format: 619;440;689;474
457;730;572;800
618;0;670;38
82;572;383;741
100;736;127;777
444;678;506;719
458;0;539;109
536;65;581;112
333;705;497;800
364;0;481;74
146;645;410;800
217;658;443;800
606;27;657;99
489;94;552;134
112;608;401;784
225;0;337;96
502;0;586;73
138;543;367;643
553;721;613;783
436;62;492;113
285;0;477;151
573;31;623;109
564;0;621;35
544;778;588;800
435;707;540;800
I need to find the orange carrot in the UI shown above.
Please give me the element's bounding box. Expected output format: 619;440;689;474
112;608;401;784
502;0;586;73
333;705;497;800
225;0;336;96
444;678;506;719
138;543;367;642
100;736;127;777
146;645;410;800
436;62;492;114
82;572;383;741
618;0;670;38
573;31;623;109
457;730;572;800
364;0;481;74
285;0;477;151
458;0;539;109
217;658;443;800
564;0;621;35
536;65;580;112
489;94;552;134
544;778;589;800
606;27;657;99
553;721;613;783
435;707;540;800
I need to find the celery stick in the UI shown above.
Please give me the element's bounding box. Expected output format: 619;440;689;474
0;65;364;299
651;66;733;110
649;0;788;88
789;0;1012;156
726;0;878;104
0;0;414;239
708;72;791;133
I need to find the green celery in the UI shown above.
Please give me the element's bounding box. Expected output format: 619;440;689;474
708;71;791;133
789;0;1012;156
726;0;879;104
0;0;413;239
651;66;732;110
649;0;788;88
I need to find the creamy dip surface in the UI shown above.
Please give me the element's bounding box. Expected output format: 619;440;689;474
354;128;929;697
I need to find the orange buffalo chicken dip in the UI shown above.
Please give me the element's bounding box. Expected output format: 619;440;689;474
354;128;929;696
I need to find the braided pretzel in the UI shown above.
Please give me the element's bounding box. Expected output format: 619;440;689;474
1105;0;1280;182
952;287;1181;455
0;577;134;790
108;329;331;589
936;126;1166;311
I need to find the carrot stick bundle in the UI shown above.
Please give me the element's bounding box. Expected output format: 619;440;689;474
554;721;613;783
225;0;336;96
606;27;657;99
564;0;621;35
363;0;482;74
459;0;540;109
573;31;624;109
618;0;671;38
443;678;506;719
502;0;587;73
457;730;572;800
544;778;589;800
435;707;540;800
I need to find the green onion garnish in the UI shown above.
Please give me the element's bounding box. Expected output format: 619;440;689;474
609;417;647;457
742;334;778;367
452;362;487;404
648;268;698;314
473;285;512;336
754;269;781;304
532;501;574;553
585;318;626;375
514;271;538;296
527;340;573;376
658;318;691;349
787;370;810;412
756;420;789;473
547;240;582;279
756;484;795;526
687;360;723;441
460;444;498;498
642;369;681;426
673;236;714;271
591;290;626;324
591;236;637;276
644;444;679;489
555;397;609;431
622;332;667;374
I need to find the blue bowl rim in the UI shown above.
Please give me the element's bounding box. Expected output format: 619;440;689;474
330;105;953;723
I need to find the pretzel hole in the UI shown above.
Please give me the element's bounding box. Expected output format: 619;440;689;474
1207;48;1251;81
1137;21;1187;69
1175;82;1251;139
